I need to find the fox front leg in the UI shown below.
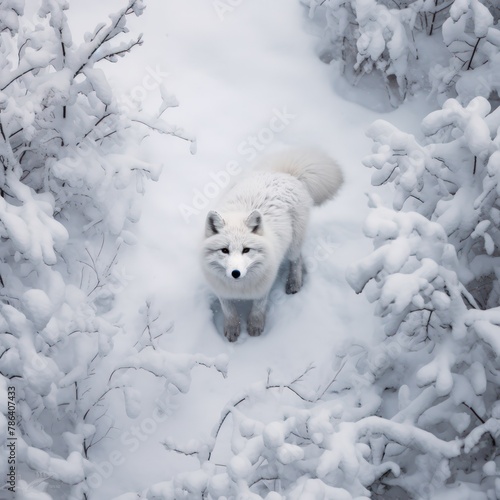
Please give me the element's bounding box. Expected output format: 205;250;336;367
247;296;267;337
286;254;303;295
219;298;240;342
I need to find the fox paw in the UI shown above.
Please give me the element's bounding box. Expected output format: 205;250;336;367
247;314;265;337
286;277;302;294
224;321;240;342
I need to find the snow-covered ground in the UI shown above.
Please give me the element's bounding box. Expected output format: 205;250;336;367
71;1;437;496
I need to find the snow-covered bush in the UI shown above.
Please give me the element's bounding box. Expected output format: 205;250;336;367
364;96;500;307
339;94;500;496
136;352;471;499
304;0;500;107
305;0;422;105
143;365;411;499
346;198;500;498
431;0;500;105
0;1;203;499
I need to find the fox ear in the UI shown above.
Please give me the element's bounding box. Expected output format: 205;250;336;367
245;210;263;234
206;210;225;236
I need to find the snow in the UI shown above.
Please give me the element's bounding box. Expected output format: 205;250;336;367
21;289;53;330
83;68;114;106
276;443;305;464
467;362;487;395
470;320;500;353
228;454;252;480
471;0;494;37
484;461;497;476
262;422;286;448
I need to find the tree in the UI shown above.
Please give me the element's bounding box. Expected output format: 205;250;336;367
343;90;500;498
0;2;210;499
304;0;500;108
431;0;500;105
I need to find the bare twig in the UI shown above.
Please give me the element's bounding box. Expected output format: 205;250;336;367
316;358;348;401
204;366;318;461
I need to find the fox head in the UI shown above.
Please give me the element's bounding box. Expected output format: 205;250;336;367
202;209;268;282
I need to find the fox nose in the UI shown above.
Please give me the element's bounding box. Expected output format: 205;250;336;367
231;270;241;279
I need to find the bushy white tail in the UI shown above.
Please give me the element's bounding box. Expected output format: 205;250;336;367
257;148;344;205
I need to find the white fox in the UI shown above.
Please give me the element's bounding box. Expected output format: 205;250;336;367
201;148;344;341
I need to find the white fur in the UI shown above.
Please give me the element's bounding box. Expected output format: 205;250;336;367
201;148;343;341
255;148;344;205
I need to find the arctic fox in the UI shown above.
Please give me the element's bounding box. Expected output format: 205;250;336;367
201;148;344;341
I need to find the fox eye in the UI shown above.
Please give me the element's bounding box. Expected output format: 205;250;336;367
220;248;229;254
242;248;250;254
